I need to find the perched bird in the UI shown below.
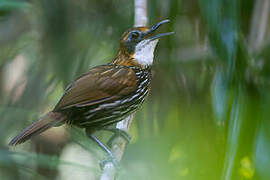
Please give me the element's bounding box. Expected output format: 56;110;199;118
9;19;173;162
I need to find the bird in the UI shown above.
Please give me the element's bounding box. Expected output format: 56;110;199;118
9;19;173;164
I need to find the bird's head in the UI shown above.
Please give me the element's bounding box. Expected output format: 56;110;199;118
114;19;173;68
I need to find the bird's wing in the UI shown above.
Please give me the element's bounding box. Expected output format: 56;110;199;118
54;65;137;111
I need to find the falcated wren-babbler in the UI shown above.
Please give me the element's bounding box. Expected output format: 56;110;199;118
9;19;173;166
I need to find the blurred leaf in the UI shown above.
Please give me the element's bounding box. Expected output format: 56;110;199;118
199;0;240;125
253;94;270;180
221;87;245;180
0;149;94;171
254;129;270;180
211;69;229;124
199;0;239;64
199;1;253;180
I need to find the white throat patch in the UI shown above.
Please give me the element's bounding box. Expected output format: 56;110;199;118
133;39;159;66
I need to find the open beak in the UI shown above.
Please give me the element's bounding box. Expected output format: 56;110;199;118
145;19;174;40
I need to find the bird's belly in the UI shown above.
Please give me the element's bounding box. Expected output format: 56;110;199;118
61;88;149;129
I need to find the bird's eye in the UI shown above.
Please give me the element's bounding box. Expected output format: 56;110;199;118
130;31;140;39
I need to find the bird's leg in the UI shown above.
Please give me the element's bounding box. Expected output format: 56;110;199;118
85;130;119;169
104;127;131;148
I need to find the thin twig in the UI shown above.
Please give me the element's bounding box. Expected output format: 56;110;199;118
99;0;148;179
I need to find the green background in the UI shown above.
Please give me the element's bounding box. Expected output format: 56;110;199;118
0;0;269;179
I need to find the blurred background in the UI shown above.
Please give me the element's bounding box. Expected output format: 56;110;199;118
0;0;270;179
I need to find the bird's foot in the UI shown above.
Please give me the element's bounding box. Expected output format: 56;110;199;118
104;128;131;148
99;155;120;170
85;132;121;170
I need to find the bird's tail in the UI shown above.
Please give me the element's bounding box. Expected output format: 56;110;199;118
8;112;66;146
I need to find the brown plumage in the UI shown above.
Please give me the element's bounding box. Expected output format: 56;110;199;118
54;65;137;110
9;19;173;146
9;112;65;145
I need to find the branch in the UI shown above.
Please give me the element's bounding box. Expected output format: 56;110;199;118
99;0;148;179
134;0;148;27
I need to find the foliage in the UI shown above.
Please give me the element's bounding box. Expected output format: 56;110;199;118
0;0;269;179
